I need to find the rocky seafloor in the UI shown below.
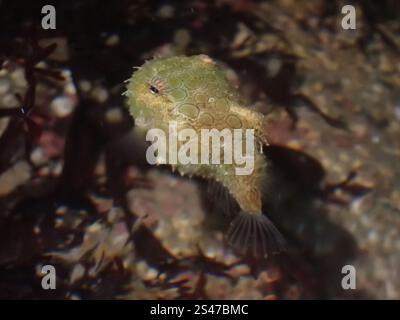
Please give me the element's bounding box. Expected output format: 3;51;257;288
0;0;399;299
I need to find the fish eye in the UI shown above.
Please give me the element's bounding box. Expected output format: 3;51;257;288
149;85;159;94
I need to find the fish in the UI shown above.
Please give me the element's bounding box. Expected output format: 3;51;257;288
125;54;285;257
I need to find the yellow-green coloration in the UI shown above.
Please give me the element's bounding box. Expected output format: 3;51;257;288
125;55;285;257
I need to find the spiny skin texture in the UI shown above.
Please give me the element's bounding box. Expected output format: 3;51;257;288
126;55;285;256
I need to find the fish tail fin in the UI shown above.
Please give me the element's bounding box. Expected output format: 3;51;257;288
227;211;286;258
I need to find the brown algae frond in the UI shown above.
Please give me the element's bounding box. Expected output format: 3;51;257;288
125;54;285;257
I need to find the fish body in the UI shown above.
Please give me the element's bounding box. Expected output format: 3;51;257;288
125;55;285;257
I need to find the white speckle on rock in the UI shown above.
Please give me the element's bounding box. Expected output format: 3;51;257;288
266;57;282;78
157;4;175;18
105;107;123;124
51;161;63;176
0;161;31;196
70;263;86;284
0;77;11;95
30;147;47;166
1;93;18;108
79;80;92;93
105;34;120;46
51;96;74;118
10;68;27;88
91;86;108;103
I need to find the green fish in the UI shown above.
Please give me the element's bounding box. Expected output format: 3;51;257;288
125;54;285;257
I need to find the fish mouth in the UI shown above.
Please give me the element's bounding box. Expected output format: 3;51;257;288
133;107;171;131
134;113;155;129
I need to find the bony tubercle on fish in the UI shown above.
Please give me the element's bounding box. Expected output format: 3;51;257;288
125;54;286;257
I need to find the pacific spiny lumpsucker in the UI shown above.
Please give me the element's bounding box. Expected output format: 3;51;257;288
125;54;285;257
